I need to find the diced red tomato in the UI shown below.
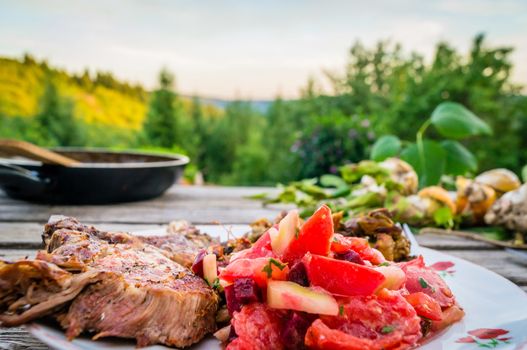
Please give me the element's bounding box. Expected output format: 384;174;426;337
404;292;443;321
227;303;284;350
399;256;455;308
220;257;289;288
305;289;422;350
330;234;385;265
281;205;333;264
230;231;275;262
303;253;385;296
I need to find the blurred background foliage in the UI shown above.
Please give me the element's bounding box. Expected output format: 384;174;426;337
0;34;526;185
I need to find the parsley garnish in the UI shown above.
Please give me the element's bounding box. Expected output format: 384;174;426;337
379;262;390;267
419;277;430;289
211;278;221;290
262;258;287;278
381;325;394;334
339;305;344;316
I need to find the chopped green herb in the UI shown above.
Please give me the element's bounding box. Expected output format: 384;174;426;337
262;258;288;278
419;277;430;289
381;325;394;334
332;236;339;243
339;305;344;316
379;262;390;267
211;278;221;290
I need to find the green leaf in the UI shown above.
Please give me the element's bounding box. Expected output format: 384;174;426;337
320;174;347;188
381;325;395;334
401;141;446;188
419;277;430;289
433;206;454;228
346;191;384;209
339;161;389;184
441;140;478;176
430;102;492;139
262;258;288;278
370;135;401;161
522;165;527;183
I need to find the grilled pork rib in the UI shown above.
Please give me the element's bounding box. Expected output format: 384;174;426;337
0;217;218;348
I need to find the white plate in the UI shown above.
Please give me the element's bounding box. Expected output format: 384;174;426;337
27;226;527;350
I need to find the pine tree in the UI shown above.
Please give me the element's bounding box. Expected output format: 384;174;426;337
190;96;206;168
35;78;84;146
143;69;181;148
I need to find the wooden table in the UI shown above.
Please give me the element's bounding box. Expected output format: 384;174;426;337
1;185;526;349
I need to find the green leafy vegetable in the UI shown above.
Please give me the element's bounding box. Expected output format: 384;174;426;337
371;135;402;161
430;102;492;139
401;141;446;187
441;140;478;176
433;207;454;229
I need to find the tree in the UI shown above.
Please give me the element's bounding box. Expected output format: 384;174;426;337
263;97;301;182
143;69;182;148
35;77;85;146
190;96;207;169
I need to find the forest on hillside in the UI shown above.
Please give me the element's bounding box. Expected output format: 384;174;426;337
0;34;526;185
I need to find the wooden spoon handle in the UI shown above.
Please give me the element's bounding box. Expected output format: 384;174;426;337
0;139;80;166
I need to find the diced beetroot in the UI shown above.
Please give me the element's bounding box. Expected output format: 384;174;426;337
224;284;242;316
191;249;207;277
334;250;365;265
234;278;260;304
287;261;309;287
228;324;238;342
224;278;261;316
280;311;316;349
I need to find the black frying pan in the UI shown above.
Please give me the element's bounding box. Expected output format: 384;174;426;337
0;148;189;204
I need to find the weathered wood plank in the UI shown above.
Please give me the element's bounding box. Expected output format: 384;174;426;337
0;328;48;350
0;205;283;225
416;233;495;250
0;186;290;224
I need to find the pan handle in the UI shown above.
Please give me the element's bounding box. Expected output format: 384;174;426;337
0;162;49;188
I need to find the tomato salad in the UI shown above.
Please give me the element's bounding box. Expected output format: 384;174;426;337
193;206;464;350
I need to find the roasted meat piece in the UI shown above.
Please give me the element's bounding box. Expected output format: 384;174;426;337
43;216;218;268
1;217;218;348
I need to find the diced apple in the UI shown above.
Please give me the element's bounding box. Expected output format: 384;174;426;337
271;210;299;256
375;265;406;291
268;227;279;245
267;280;338;316
203;253;218;286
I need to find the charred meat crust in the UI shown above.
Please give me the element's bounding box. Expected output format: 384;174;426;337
1;217;219;348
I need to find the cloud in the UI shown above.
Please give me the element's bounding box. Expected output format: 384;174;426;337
436;0;527;16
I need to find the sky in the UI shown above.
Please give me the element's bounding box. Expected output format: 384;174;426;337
0;0;526;99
